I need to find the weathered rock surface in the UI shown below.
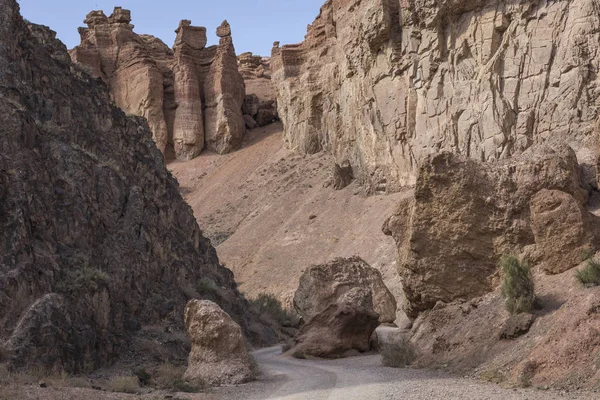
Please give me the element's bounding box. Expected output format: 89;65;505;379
0;0;271;372
238;52;270;80
530;189;600;274
184;300;253;386
383;145;589;318
71;8;246;159
272;0;600;193
293;256;396;323
292;287;380;358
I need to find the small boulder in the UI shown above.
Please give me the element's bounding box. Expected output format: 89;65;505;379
216;20;231;37
242;94;260;117
292;287;380;358
293;256;397;324
499;313;535;340
333;161;354;190
184;300;253;386
243;114;258;130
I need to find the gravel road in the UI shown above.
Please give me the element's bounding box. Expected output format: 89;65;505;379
205;346;596;400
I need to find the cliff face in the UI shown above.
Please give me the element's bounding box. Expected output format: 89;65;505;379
71;8;246;159
272;0;600;193
0;0;271;372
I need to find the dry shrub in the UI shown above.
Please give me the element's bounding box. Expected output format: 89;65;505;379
576;259;600;287
250;293;291;326
152;363;203;393
108;376;140;394
381;334;416;367
501;255;535;314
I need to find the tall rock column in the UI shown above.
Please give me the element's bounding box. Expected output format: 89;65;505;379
172;20;206;160
203;20;246;154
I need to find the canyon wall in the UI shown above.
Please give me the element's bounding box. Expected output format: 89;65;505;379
71;8;246;159
272;0;600;193
0;0;271;372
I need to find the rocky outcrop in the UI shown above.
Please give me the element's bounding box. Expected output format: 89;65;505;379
238;52;270;80
0;0;271;372
71;9;246;159
383;145;589;318
291;287;380;358
530;190;600;274
293;256;396;323
184;300;253;386
272;0;600;193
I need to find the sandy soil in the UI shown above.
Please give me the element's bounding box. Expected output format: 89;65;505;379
168;123;408;321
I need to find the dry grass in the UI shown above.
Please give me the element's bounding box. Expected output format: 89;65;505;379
576;259;600;287
108;375;140;394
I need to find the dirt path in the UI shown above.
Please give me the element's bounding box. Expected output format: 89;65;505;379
203;346;594;400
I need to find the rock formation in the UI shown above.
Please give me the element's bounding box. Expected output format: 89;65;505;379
0;0;272;372
293;256;396;323
71;9;246;159
184;300;253;386
383;145;590;318
291;287;380;358
238;52;270;80
272;0;600;193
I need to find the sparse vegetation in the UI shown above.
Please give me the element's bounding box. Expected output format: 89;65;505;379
250;293;291;326
380;334;416;367
152;363;204;393
576;258;600;287
500;255;535;314
197;277;218;294
55;266;111;295
108;375;140;394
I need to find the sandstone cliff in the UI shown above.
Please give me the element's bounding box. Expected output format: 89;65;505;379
272;0;600;193
71;9;246;159
0;0;271;372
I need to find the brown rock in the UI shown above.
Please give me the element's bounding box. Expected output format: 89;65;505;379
243;114;258;129
499;313;535;340
383;145;587;318
184;300;253;386
238;52;267;79
0;0;273;371
242;94;260;117
71;9;247;159
530;190;600;274
292;287;379;358
293;256;397;324
332;162;354;190
216;20;231;38
272;0;600;193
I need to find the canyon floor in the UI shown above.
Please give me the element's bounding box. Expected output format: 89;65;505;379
169;122;408;322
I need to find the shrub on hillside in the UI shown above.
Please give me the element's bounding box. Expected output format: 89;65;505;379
576;258;600;287
250;293;291;326
500;255;535;314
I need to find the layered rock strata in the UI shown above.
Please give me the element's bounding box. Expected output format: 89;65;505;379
71;9;246;159
272;0;600;193
0;0;271;372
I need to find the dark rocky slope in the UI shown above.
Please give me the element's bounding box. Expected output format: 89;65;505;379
0;0;272;372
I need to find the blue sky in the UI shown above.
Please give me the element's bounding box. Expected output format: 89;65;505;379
18;0;325;56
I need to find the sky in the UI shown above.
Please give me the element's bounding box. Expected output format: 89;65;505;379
18;0;325;56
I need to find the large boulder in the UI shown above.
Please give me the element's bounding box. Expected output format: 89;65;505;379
184;300;253;386
291;287;379;358
293;256;396;324
530;190;600;274
383;145;588;318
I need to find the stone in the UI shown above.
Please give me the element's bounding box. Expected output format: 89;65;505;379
292;287;380;358
184;300;253;386
499;313;535;340
0;0;273;372
216;20;231;38
243;114;258;129
332;162;354;190
530;190;600;274
383;145;588;318
242;94;260;117
238;52;268;79
255;100;278;127
71;8;247;159
293;256;397;324
272;0;600;193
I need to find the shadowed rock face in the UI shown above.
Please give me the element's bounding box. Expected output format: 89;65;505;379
0;0;271;372
272;0;600;193
71;10;246;159
383;145;590;318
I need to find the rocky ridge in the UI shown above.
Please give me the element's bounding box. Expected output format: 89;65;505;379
272;0;600;193
0;0;272;372
71;8;246;159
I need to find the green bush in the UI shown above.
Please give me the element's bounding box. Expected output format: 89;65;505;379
250;293;291;326
500;255;535;314
576;259;600;287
